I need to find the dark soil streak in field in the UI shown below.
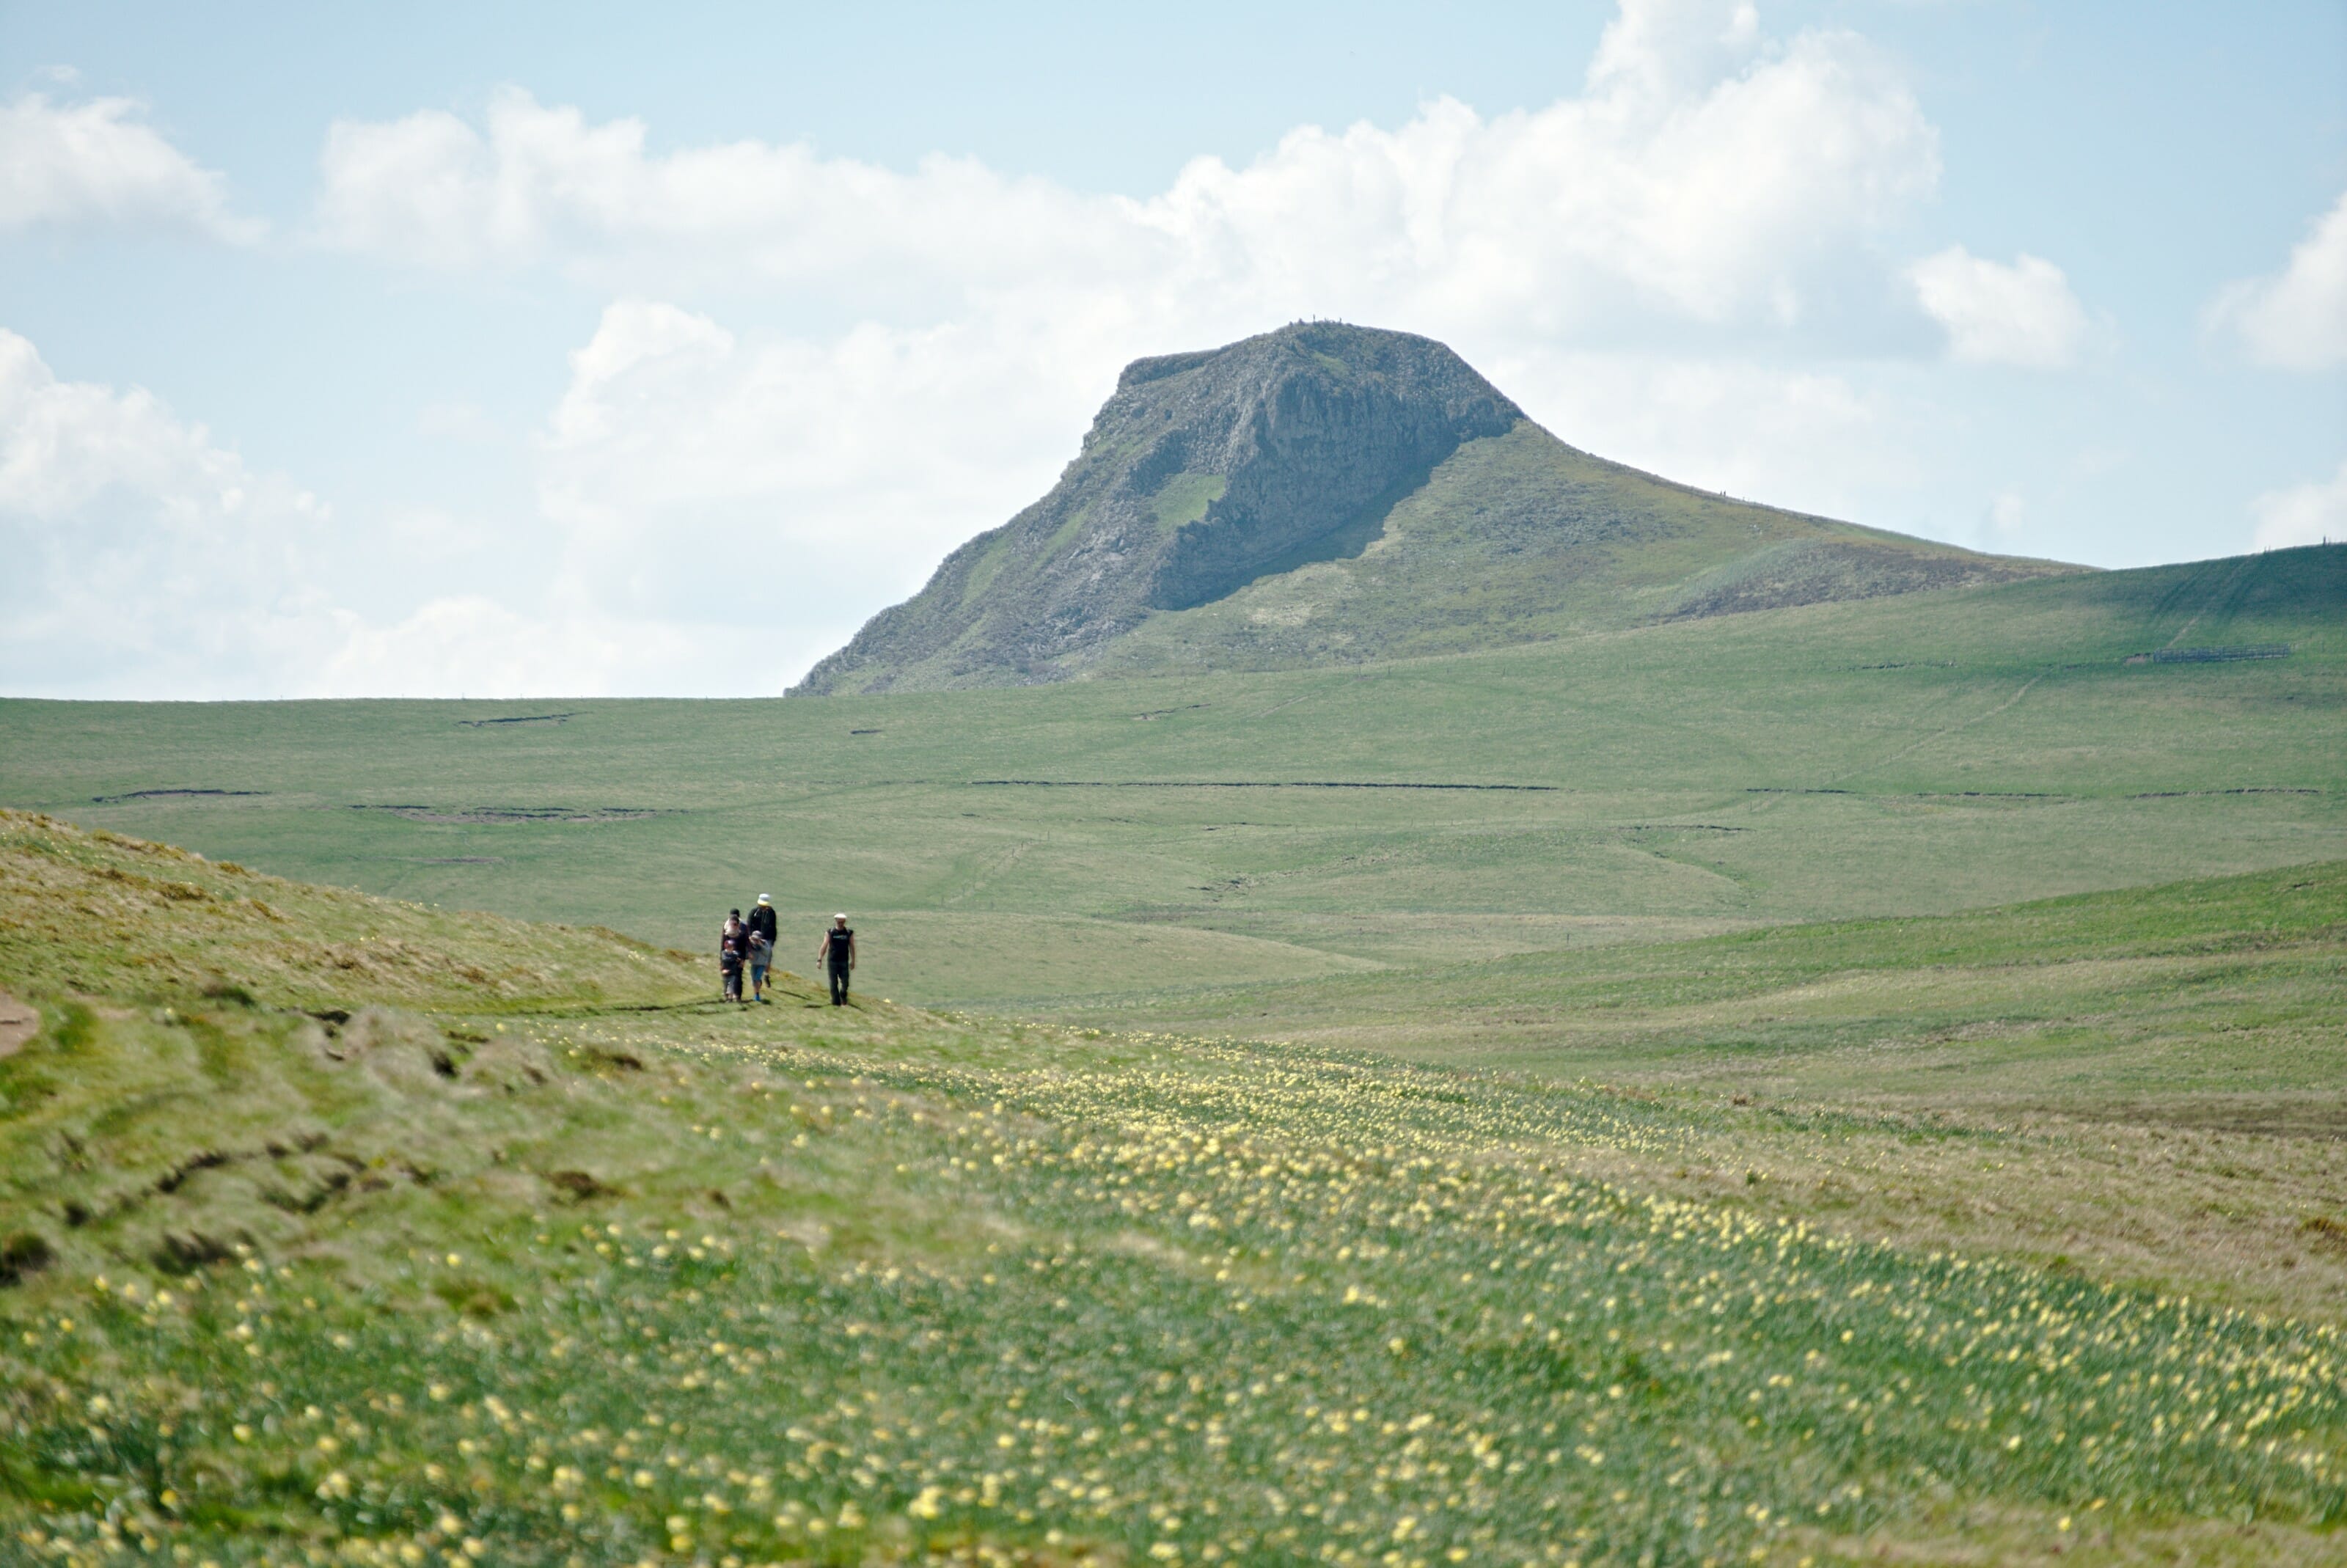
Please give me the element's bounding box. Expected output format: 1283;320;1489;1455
456;713;577;728
2129;788;2324;799
1912;791;2070;800
347;805;668;824
970;779;1560;792
91;788;266;804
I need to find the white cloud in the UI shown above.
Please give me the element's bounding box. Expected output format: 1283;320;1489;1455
2208;189;2347;371
0;326;739;699
532;301;1096;671
2251;461;2347;551
1907;246;2090;368
0;329;329;694
1495;348;1905;517
15;1;2126;698
310;88;1115;289
312;593;707;699
0;92;259;241
312;0;1938;345
1986;490;2026;540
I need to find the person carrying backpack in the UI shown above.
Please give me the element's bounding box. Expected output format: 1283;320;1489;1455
747;894;779;948
719;909;747;1003
816;914;855;1006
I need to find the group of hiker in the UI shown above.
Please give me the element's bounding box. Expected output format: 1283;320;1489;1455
719;895;857;1006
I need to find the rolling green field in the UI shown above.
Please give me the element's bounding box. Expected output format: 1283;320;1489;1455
4;545;2343;1564
4;813;2345;1566
1;549;2340;1014
1058;862;2347;1115
1055;860;2347;1327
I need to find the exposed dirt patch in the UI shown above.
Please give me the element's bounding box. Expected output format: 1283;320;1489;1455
0;992;37;1058
1657;540;2046;623
90;788;266;804
2128;787;2322;799
546;1169;616;1202
0;1231;55;1286
970;779;1558;792
2136;644;2291;664
348;805;664;824
456;712;578;728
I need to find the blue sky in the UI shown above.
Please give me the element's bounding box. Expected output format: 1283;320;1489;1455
2;0;2342;697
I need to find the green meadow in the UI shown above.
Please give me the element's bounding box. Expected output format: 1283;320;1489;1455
2;544;2343;1564
1;549;2340;1010
1;813;2343;1567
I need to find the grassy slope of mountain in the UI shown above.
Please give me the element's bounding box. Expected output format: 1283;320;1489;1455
1086;419;2057;678
795;324;2067;694
2;813;2343;1565
2;546;2338;1011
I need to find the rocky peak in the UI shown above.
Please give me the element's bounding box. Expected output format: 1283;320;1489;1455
792;322;1521;692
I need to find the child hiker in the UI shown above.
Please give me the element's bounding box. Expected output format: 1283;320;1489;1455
719;909;747;1003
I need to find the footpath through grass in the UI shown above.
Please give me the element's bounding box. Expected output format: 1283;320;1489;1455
2;814;2344;1564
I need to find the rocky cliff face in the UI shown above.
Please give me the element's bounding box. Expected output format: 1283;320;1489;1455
794;322;2075;695
791;323;1521;693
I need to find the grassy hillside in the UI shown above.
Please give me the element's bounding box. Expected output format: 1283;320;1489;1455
797;324;2062;695
3;816;2343;1564
1;547;2338;1010
1087;420;2065;679
0;813;704;1014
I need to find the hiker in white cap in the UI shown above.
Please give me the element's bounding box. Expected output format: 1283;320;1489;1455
745;894;778;1004
816;913;856;1006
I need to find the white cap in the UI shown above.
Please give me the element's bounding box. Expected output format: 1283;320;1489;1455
835;912;849;921
756;893;772;905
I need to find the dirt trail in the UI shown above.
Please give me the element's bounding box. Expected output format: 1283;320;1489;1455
0;992;38;1058
2161;557;2256;650
1826;673;2045;787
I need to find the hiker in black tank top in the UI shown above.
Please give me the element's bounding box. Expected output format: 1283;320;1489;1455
817;915;856;1005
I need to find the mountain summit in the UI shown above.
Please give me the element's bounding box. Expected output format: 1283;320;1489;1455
794;323;2070;694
